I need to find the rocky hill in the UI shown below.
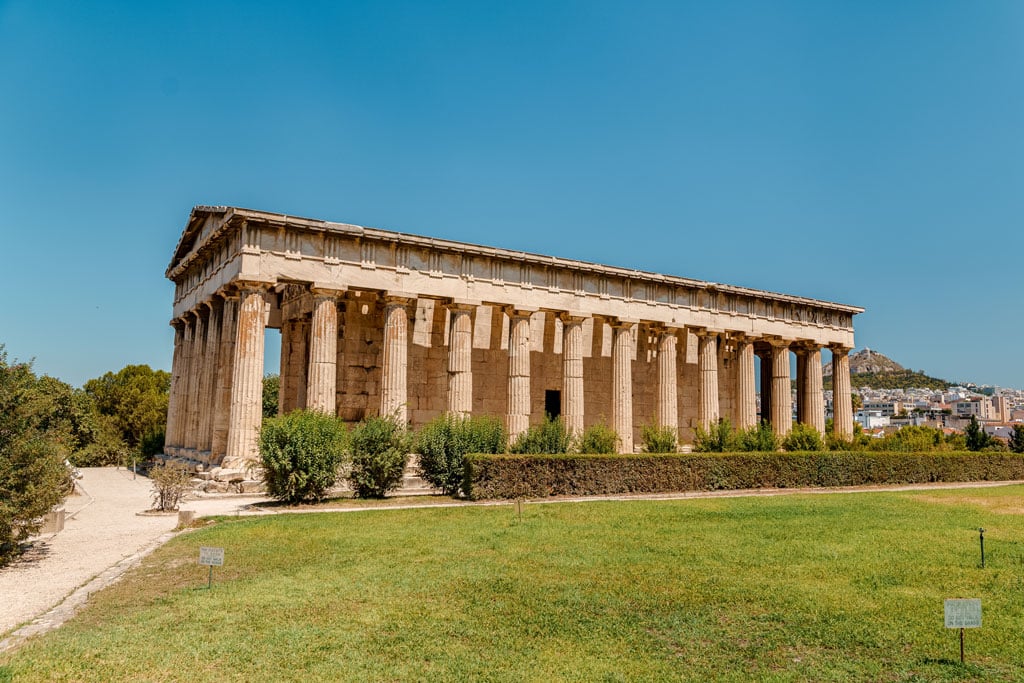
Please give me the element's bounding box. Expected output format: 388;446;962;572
822;348;904;376
820;348;951;391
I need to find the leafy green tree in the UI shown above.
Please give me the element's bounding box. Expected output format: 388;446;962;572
348;414;411;498
416;414;507;495
736;421;779;452
577;421;621;454
262;374;280;419
694;418;736;452
510;415;571;454
260;410;348;503
1010;424;1024;454
964;416;991;452
640;423;676;453
0;346;69;565
83;365;170;453
782;423;823;452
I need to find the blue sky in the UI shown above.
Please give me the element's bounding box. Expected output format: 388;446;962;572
1;1;1022;388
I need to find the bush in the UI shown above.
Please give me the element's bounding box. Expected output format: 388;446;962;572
736;422;778;452
463;451;1024;500
417;414;507;495
782;423;823;452
577;421;620;454
149;460;192;511
260;410;348;504
694;418;736;452
510;415;571;454
349;414;411;498
640;423;676;453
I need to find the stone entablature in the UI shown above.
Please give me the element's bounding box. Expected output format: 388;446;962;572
164;206;863;470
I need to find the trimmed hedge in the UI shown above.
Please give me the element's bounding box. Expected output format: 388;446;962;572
463;451;1024;500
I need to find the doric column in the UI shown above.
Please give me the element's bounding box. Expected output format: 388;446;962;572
447;303;475;416
306;287;344;414
199;299;223;456
769;339;792;437
831;345;854;439
506;309;533;441
736;337;757;430
177;313;197;454
561;314;585;437
381;295;413;424
697;331;720;429
611;320;635;453
223;282;270;470
186;309;208;454
804;344;825;433
165;320;186;454
278;319;294;416
210;293;238;462
656;329;678;435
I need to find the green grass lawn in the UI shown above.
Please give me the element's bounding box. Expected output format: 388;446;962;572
3;486;1024;682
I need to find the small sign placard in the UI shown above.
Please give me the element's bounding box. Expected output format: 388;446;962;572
199;546;225;567
944;599;981;629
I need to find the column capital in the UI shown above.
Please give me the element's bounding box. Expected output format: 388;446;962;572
558;312;588;325
383;293;416;308
446;300;479;313
606;317;637;330
765;336;793;349
829;344;852;356
232;279;274;294
690;327;721;339
309;284;347;299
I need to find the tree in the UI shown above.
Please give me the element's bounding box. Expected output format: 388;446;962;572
1009;424;1024;454
262;374;280;419
0;346;69;566
83;365;170;454
964;415;991;452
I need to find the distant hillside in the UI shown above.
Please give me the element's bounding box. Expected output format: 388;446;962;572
820;348;951;391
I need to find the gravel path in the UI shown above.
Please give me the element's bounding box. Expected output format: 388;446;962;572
0;468;268;651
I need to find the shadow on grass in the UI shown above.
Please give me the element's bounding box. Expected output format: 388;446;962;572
919;658;985;678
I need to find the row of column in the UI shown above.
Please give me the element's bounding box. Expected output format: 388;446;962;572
166;285;856;466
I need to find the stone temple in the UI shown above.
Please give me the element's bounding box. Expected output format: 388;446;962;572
163;206;862;470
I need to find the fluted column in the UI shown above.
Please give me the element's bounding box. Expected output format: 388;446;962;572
736;337;757;430
611;321;635;453
561;315;585;437
307;288;343;414
758;349;772;423
770;340;792;437
186;309;208;454
506;310;533;441
199;299;223;457
831;345;854;439
210;293;238;462
381;295;412;424
165;320;186;455
697;331;720;429
278;319;294;416
223;282;270;470
447;304;475;416
804;345;825;433
178;314;197;455
656;329;678;436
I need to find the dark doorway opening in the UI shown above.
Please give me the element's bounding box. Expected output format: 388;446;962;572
545;390;561;419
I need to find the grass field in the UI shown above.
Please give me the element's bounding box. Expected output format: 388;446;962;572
3;486;1024;681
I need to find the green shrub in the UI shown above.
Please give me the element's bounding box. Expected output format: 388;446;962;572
867;425;947;452
259;410;348;504
349;414;411;498
417;414;507;495
577;421;620;454
640;423;677;453
736;422;778;452
464;451;1024;500
510;415;571;454
694;418;736;452
782;423;823;452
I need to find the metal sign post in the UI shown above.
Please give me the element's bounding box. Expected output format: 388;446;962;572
198;546;225;589
978;528;985;568
944;599;981;664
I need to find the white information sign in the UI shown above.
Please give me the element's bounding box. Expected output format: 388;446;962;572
944;599;981;629
198;546;225;567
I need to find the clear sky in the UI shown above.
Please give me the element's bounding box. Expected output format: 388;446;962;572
1;1;1022;389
